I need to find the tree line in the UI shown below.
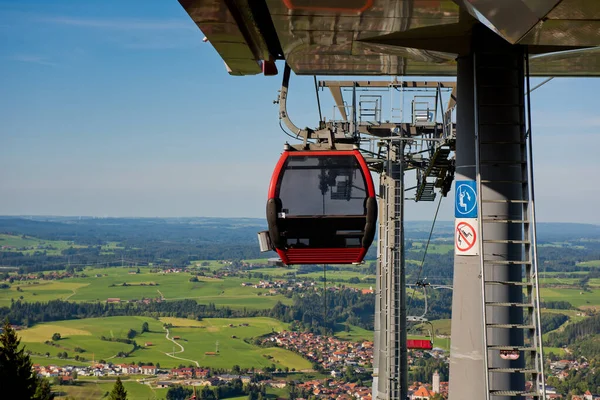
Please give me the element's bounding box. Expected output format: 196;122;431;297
545;314;600;348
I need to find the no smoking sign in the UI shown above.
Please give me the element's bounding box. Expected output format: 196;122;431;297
455;218;479;256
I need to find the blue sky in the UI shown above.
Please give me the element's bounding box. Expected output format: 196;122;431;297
1;1;599;224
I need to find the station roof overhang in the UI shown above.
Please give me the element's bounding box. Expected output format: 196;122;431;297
178;0;600;77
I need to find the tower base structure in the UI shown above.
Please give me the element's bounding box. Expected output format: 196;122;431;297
449;25;545;400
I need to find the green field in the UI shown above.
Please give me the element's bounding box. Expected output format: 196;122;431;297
539;277;579;286
431;336;451;351
577;260;600;268
54;380;165;400
246;265;376;289
191;260;232;271
0;281;89;303
544;347;567;357
541;271;588;276
422;319;451;336
540;287;600;309
0;266;293;309
540;277;600;288
159;317;311;370
55;382;285;400
541;308;587;323
19;316;311;370
335;324;374;341
30;355;90;367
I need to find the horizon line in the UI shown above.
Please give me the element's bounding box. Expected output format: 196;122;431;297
0;214;598;226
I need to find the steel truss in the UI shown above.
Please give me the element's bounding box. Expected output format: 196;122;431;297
263;65;457;400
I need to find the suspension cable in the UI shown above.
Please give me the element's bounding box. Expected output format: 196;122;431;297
323;264;327;331
279;120;300;141
314;76;323;123
279;120;315;144
407;193;444;316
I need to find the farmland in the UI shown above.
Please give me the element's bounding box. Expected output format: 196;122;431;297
54;380;166;400
408;241;453;254
18;316;312;370
576;260;600;268
334;324;373;342
540;287;600;309
53;380;290;400
0;266;293;309
0;258;381;307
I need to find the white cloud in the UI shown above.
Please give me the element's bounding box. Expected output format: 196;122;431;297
7;54;57;67
27;14;202;50
36;16;195;31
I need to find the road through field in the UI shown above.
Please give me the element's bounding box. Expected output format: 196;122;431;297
163;327;199;367
63;288;78;301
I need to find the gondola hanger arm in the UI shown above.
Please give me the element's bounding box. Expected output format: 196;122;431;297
279;63;334;149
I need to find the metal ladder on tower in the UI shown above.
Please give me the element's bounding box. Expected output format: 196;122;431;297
415;145;452;201
474;51;546;399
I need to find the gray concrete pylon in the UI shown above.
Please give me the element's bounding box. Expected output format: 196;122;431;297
449;24;526;400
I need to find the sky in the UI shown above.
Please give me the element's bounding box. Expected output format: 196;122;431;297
1;1;600;224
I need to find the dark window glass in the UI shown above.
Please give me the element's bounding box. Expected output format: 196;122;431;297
276;155;368;216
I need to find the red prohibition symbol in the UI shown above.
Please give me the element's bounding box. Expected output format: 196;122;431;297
456;222;476;252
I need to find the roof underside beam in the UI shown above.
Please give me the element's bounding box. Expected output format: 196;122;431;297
178;0;600;77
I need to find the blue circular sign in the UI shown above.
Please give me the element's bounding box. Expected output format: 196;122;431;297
455;183;477;216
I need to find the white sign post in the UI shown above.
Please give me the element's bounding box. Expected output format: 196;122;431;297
454;218;479;256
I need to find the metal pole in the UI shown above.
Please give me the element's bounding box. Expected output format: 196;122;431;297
473;53;491;400
397;142;407;400
323;264;327;330
525;53;547;400
314;75;323;123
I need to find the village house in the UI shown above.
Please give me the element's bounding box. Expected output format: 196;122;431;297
219;374;251;383
140;365;157;375
410;385;436;399
198;377;221;386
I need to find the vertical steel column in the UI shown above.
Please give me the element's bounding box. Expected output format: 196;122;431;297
387;170;396;399
393;142;407;400
448;52;486;400
449;25;527;400
374;140;407;400
373;251;381;399
376;163;390;400
383;174;391;400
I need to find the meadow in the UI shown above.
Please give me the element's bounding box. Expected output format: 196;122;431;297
54;380;166;400
576;260;600;268
19;316;312;370
334;324;374;341
247;266;376;289
539;287;600;309
0;281;89;303
0;259;384;306
54;380;286;400
0;266;293;309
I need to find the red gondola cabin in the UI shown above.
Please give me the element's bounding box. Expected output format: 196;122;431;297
406;339;433;350
266;149;377;265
